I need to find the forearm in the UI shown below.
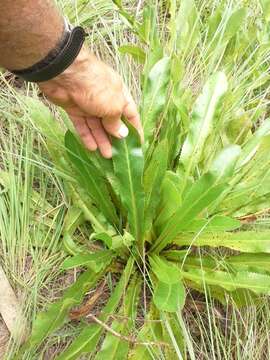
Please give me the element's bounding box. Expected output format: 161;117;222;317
0;0;64;70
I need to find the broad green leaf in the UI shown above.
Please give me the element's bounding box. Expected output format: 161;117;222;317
24;97;64;144
152;173;226;253
217;136;270;216
62;206;85;255
153;280;185;313
209;145;241;181
260;0;270;21
62;233;84;256
162;250;191;262
188;215;241;232
225;108;252;145
182;268;270;294
180;72;228;175
150;255;181;284
138;5;159;45
175;231;270;253
57;324;101;360
56;258;134;360
92;230;134;250
162;312;187;360
187;279;259;307
144;140;168;232
236;119;270;168
65;131;118;225
22;269;103;351
203;145;242;212
62;250;113;271
96;275;141;360
119;45;146;63
223;8;247;42
227;253;270;272
173;0;200;52
184;253;270;275
142;57;171;142
91;232;113;249
67;183;107;233
154;171;182;230
207;7;222;42
112;125;145;251
63;206;84;235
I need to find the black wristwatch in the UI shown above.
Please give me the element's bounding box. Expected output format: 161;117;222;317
11;18;87;83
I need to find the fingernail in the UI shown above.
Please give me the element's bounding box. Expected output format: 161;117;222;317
119;124;129;138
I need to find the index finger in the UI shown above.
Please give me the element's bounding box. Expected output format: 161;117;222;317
123;91;144;143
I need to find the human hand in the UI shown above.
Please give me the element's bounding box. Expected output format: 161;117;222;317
38;46;143;158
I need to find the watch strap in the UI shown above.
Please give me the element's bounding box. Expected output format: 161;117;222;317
11;21;87;83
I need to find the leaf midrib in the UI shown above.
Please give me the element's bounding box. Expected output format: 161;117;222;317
124;140;140;241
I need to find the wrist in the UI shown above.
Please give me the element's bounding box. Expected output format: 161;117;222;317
58;46;92;77
38;46;92;87
13;21;87;83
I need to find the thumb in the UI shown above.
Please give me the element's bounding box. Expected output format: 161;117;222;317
102;116;129;139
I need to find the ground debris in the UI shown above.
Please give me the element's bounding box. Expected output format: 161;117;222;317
0;265;27;344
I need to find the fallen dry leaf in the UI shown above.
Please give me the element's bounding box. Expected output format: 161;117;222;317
0;265;27;344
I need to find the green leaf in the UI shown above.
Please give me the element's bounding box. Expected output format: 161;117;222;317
92;230;134;250
260;0;270;21
152;173;226;253
227;253;270;272
65;131;118;225
202;145;242;212
62;233;84;256
209;145;241;181
183;253;270;274
223;8;247;41
188;215;241;232
187;279;259;307
63;206;84;235
56;258;135;360
67;183;107;233
24;97;64;144
150;255;181;284
119;45;146;63
62;250;113;271
175;231;270;253
218;135;270;216
180;72;228;175
162;250;191;262
143;140;168;232
162;312;187;360
142;57;171;142
112;125;145;251
153;280;185;313
91;232;113;249
154;171;182;230
182;268;270;295
62;206;85;255
138;5;160;45
129;302;163;360
236;119;270;168
96;275;141;360
22;269;103;351
173;0;200;52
